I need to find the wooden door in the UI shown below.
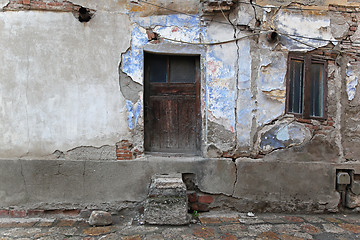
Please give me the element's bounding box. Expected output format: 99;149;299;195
144;53;200;154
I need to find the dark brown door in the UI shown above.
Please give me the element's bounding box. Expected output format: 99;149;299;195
144;53;200;154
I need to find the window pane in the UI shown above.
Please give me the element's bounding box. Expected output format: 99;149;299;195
288;59;304;114
310;63;324;117
148;54;167;83
169;56;196;83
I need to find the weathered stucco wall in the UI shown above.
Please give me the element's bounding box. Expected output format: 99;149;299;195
0;10;131;158
0;0;360;212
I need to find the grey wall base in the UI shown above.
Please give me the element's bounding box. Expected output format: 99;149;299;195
0;157;357;212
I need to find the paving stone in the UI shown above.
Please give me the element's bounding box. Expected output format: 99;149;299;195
322;223;345;233
300;215;325;223
47;227;78;235
55;219;78;227
36;218;56;227
283;216;304;223
219;217;240;223
248;224;273;234
143;233;164;240
239;217;265;224
324;217;343;224
300;224;321;234
82;226;114;236
193;226;215;238
161;227;186;239
292;232;313;239
199;216;221;224
314;232;342;240
219;224;247;232
180;234;205;240
338;223;360;233
273;224;301;234
1;228;42;238
255;231;279;239
98;233;121;240
121;226;159;235
279;234;304;240
15;218;41;227
220;232;238;240
121;235;142;240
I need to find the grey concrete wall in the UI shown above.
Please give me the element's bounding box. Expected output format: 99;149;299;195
0;157;354;213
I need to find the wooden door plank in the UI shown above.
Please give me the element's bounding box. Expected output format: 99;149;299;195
178;96;196;151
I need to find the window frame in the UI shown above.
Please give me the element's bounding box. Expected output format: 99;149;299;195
285;52;328;120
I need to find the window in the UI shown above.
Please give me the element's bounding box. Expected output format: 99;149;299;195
147;54;196;83
286;53;327;119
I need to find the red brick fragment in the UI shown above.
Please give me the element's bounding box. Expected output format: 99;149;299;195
63;209;80;216
198;195;214;204
27;209;44;217
10;210;27;218
188;192;197;203
0;209;9;217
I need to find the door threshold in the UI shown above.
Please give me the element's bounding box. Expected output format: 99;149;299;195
144;151;200;158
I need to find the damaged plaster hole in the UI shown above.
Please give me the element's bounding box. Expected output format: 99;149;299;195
78;7;92;22
266;31;278;43
146;29;160;41
79;7;91;22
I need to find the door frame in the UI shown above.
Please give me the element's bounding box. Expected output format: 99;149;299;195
143;51;201;155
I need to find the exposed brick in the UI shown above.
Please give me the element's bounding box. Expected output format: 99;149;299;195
23;0;30;4
199;216;221;224
55;219;78;227
296;118;311;124
191;203;199;211
193;227;216;238
256;231;279;240
63;209;81;216
197;203;210;212
198;195;214;204
83;226;114;236
9;210;26;218
27;209;44;217
301;224;321;234
188;192;197;203
284;216;304;223
219;217;239;223
0;209;9;217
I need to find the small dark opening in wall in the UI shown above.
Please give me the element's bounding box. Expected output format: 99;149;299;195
78;7;91;22
266;31;278;43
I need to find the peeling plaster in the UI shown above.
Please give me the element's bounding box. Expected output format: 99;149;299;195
257;119;312;154
0;0;8;8
274;11;333;51
346;64;359;101
262;89;286;102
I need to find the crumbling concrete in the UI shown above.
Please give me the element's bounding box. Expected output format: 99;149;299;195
144;174;189;225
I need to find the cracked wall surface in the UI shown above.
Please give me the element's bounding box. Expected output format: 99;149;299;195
0;10;131;158
1;0;360;212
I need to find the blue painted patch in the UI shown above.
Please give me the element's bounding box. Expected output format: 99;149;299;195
276;125;289;141
122;25;149;82
126;100;134;130
131;14;200;29
126;100;142;130
260;132;286;150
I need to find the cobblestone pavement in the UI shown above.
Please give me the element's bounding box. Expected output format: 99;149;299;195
0;212;359;240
